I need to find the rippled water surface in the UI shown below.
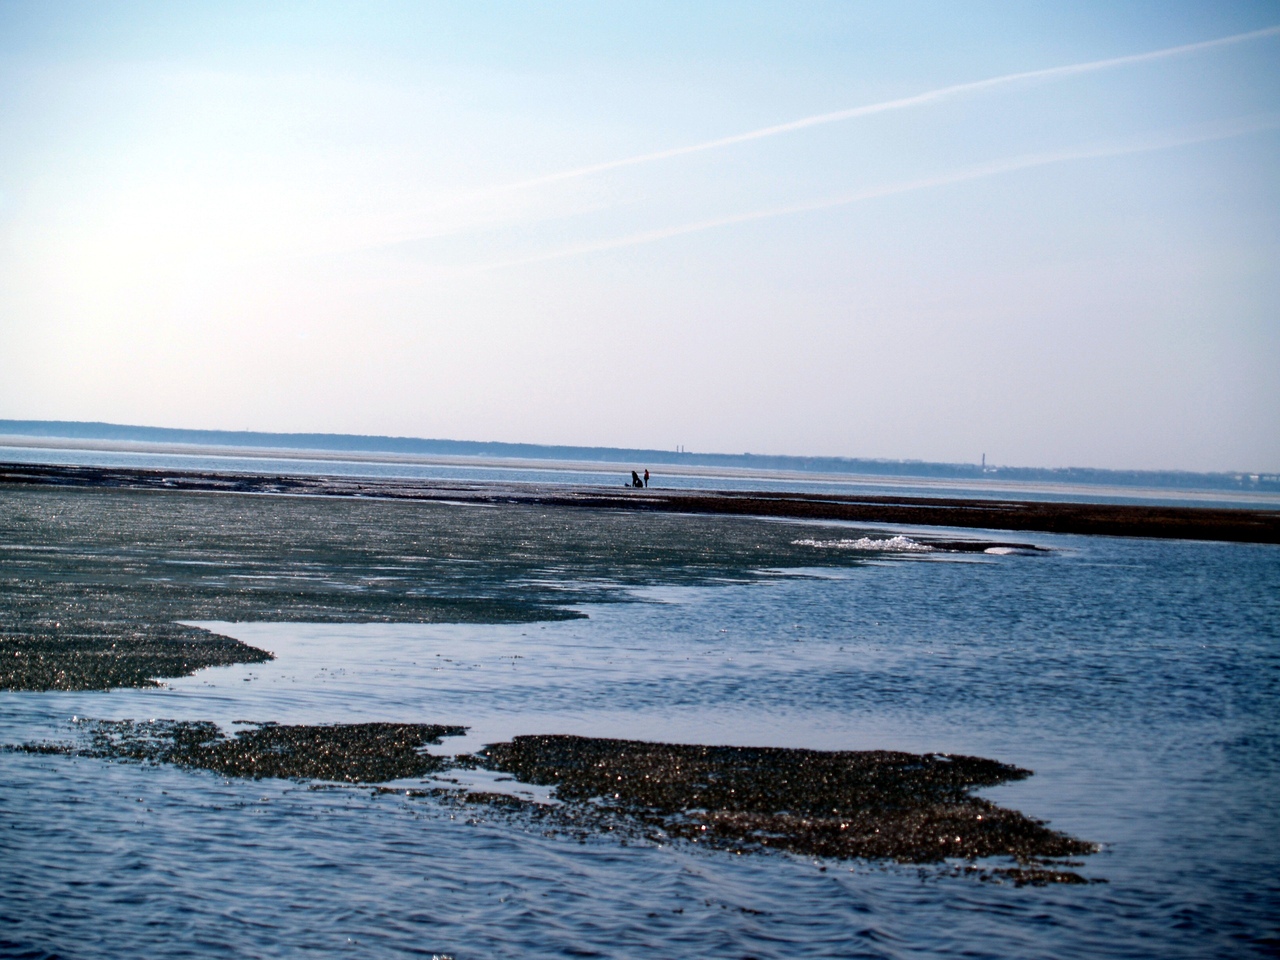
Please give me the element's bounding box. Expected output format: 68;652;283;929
2;521;1278;959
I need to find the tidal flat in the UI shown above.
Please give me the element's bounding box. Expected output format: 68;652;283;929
0;482;894;690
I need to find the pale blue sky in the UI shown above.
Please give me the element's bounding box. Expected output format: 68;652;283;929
1;1;1277;470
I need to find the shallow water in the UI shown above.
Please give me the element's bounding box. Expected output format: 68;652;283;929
2;525;1278;958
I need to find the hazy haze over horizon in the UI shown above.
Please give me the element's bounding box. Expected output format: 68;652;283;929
1;1;1277;472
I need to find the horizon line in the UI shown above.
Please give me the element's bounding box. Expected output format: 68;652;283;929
0;418;1274;480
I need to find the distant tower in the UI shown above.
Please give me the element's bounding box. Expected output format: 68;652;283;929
981;453;986;470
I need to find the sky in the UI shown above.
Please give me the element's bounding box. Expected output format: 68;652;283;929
0;1;1277;471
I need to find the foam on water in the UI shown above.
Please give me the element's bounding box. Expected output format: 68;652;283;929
793;535;935;552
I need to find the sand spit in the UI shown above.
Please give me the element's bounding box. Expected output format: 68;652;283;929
3;461;1276;543
15;722;1096;884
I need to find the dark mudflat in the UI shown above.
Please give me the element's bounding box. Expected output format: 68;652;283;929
1;627;271;692
474;735;1096;877
1;482;1008;691
18;721;1096;882
5;463;1264;691
3;461;1276;543
40;719;466;782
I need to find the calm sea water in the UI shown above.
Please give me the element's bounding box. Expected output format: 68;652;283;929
5;443;1279;509
2;519;1277;959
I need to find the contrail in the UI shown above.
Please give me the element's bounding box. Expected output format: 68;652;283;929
480;113;1280;271
484;24;1280;195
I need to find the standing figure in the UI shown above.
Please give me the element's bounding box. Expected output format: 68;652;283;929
643;469;649;488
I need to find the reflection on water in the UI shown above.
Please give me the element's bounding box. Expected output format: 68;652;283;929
2;531;1278;958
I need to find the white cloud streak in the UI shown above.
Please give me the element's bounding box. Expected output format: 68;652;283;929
486;24;1280;195
481;113;1280;271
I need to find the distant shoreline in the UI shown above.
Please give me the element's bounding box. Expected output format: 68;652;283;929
3;419;1276;494
3;461;1277;544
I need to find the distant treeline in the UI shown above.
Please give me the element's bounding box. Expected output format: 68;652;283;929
2;419;1277;493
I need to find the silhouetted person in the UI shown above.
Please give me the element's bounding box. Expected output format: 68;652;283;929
631;470;643;488
643;469;649;488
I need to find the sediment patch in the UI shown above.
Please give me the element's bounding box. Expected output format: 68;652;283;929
0;625;272;691
0;483;944;691
17;722;1098;882
472;735;1097;880
47;719;466;782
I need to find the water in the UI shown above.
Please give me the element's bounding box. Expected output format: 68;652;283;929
6;443;1280;509
2;521;1278;957
2;527;1280;960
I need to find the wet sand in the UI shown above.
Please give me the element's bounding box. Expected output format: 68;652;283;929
4;461;1277;543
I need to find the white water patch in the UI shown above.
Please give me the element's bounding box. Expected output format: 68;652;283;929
792;535;934;553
